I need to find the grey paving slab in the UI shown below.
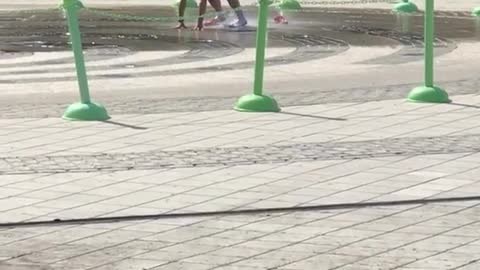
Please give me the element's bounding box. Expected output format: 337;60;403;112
0;2;479;265
1;201;479;270
0;133;480;174
0;151;478;226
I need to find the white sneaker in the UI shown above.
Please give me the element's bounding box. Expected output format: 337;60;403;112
228;20;248;28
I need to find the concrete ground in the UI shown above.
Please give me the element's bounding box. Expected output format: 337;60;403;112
0;0;480;269
1;0;480;11
2;97;480;270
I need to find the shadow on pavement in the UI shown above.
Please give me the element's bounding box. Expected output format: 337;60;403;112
281;111;347;121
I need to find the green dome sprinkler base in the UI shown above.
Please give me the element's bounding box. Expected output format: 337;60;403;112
473;7;480;17
63;102;110;121
393;0;418;13
234;94;281;112
407;86;450;103
277;0;302;10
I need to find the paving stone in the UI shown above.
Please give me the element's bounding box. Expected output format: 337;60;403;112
0;133;479;174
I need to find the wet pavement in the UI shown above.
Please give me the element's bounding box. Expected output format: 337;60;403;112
0;6;478;84
0;5;478;108
2;5;480;269
0;7;478;53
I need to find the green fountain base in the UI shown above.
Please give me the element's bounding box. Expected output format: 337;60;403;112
277;0;302;10
63;102;110;121
393;0;418;13
234;94;281;112
407;86;450;103
473;7;480;17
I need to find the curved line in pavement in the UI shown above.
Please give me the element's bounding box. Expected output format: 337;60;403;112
0;34;243;74
337;26;457;65
0;46;134;68
0;33;349;83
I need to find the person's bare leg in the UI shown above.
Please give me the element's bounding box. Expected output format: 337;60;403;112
195;0;208;30
204;0;226;26
176;0;188;29
226;0;247;27
208;0;223;12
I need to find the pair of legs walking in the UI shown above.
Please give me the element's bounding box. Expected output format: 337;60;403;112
177;0;247;30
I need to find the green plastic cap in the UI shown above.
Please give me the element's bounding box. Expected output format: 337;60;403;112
234;94;281;112
63;102;110;121
393;0;418;13
277;0;302;10
173;0;198;8
473;7;480;17
407;86;450;103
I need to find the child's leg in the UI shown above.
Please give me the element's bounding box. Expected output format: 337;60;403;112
195;0;208;30
208;0;223;13
226;0;247;27
204;0;226;26
176;0;188;29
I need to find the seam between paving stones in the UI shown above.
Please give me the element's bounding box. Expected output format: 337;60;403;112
450;258;480;270
72;160;355;230
2;109;257;158
0;95;467;174
31;150;478;234
197;153;480;268
226;153;478;213
5;158;392;268
5;102;362;158
15;154;477;269
0;164;291;262
3;117;480;264
219;202;480;270
325;105;480;143
0;170;166;217
7;158;351;241
329;172;480;269
384;176;480;270
0;112;199;156
227;100;437;148
334;214;480;270
0;166;231;227
331;206;480;270
201;153;480;269
81;208;361;269
390;238;480;270
216;101;379;150
13;164;282;229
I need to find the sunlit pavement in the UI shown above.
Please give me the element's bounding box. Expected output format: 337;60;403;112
0;1;480;269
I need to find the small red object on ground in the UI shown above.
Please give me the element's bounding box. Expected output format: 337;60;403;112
273;15;288;24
